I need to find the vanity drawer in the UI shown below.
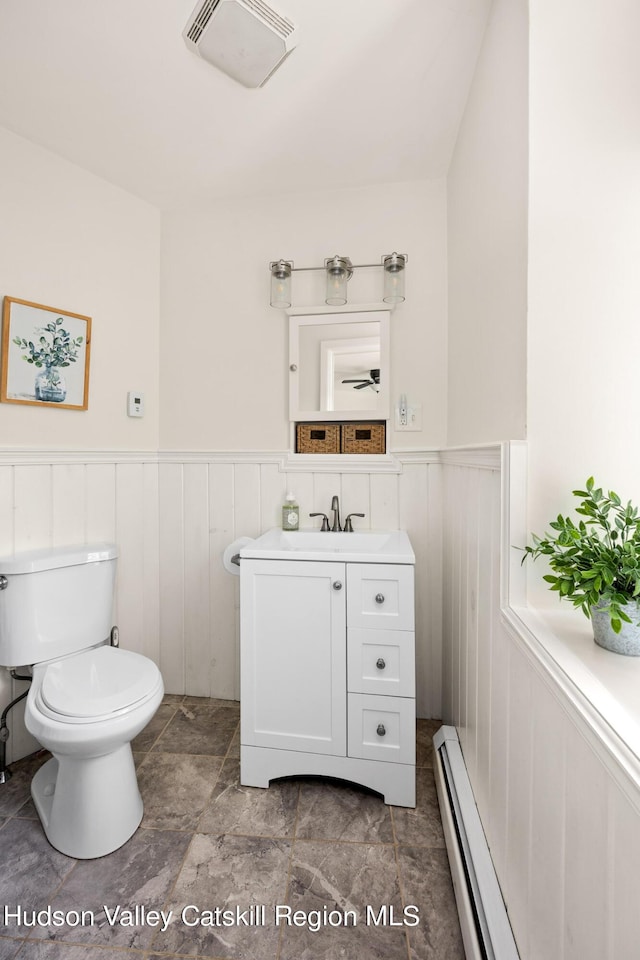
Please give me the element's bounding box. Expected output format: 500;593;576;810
347;628;415;697
347;693;415;765
347;564;414;631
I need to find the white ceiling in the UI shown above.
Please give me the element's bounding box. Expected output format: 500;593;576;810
0;0;491;210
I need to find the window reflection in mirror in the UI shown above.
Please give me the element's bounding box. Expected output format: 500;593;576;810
289;310;389;422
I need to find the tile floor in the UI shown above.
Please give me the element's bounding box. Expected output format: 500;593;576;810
0;696;464;960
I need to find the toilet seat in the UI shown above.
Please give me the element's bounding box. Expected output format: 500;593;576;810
35;645;161;723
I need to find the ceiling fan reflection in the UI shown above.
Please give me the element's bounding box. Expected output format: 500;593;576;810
341;368;380;391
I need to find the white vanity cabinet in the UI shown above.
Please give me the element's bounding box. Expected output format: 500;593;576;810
240;544;416;807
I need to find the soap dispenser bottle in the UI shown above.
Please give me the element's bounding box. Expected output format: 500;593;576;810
282;492;299;531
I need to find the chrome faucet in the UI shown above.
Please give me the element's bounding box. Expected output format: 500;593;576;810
330;495;341;532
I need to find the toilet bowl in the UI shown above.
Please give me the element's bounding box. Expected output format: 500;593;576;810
0;543;164;859
27;645;163;859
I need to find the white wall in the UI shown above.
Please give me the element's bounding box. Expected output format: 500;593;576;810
442;445;640;960
0;127;161;451
0;128;162;761
446;0;528;446
0;449;443;764
441;5;640;957
0;452;160;762
159;179;447;451
158;453;443;721
526;0;640;607
0;136;448;763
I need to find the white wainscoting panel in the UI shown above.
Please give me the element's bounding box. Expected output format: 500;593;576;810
157;454;441;717
441;442;640;960
0;455;160;763
0;449;441;764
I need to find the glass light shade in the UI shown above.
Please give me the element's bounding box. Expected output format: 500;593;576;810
383;252;407;303
270;260;292;308
325;256;353;306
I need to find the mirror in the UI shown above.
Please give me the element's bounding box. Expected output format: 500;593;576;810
289;309;390;422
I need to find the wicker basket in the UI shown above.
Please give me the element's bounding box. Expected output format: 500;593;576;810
341;422;386;454
296;423;341;454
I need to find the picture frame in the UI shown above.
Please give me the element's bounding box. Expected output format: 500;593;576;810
1;297;91;411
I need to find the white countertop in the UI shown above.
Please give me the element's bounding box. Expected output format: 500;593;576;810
240;528;415;564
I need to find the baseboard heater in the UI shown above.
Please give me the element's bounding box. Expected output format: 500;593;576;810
433;726;520;960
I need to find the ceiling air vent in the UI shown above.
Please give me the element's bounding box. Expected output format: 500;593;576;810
186;0;222;45
183;0;299;89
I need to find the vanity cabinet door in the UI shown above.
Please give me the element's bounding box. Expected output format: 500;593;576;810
241;559;346;756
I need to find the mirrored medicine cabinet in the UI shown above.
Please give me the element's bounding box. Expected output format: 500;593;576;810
288;307;390;423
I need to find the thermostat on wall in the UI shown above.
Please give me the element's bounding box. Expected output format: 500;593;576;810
127;391;144;418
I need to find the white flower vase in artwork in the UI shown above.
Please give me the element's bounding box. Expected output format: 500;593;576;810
35;365;67;403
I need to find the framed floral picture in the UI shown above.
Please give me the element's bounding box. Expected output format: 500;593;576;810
1;297;91;410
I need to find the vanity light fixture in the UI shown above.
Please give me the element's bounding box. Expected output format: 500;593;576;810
269;259;293;308
268;253;408;308
324;255;353;306
382;252;408;304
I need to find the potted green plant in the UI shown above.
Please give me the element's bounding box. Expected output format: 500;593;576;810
522;477;640;655
13;316;84;403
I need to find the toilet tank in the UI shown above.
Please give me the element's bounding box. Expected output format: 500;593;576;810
0;543;117;667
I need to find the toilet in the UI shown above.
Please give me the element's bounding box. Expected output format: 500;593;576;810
0;542;163;859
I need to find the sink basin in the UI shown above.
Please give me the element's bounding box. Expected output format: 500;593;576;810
282;531;391;552
240;528;415;564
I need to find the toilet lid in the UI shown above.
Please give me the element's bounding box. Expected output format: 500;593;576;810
40;645;160;719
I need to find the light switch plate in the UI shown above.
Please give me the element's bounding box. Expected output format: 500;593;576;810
127;391;144;418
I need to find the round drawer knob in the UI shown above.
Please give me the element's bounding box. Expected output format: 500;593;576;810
375;593;385;604
376;658;386;670
332;581;343;591
376;723;386;737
